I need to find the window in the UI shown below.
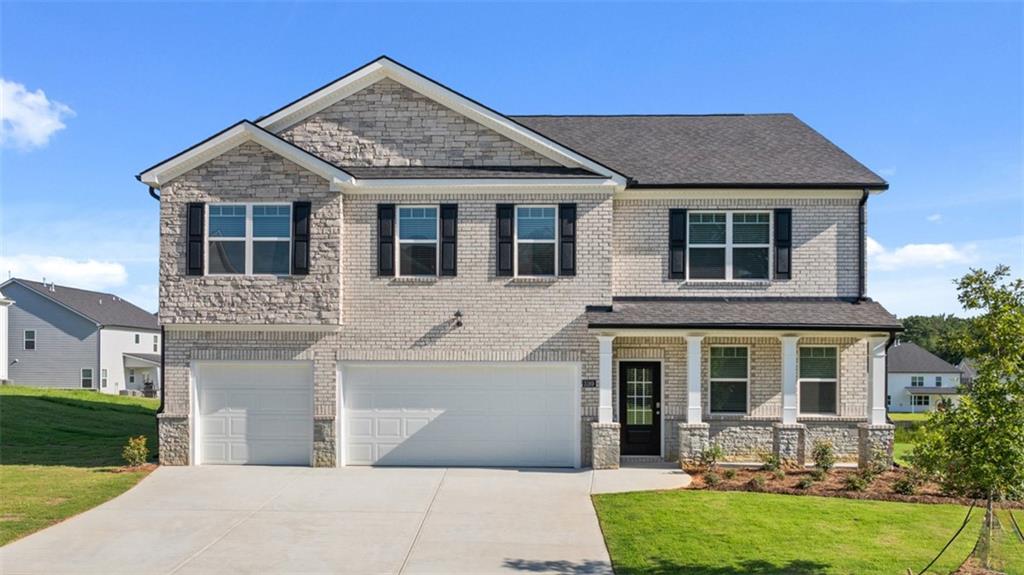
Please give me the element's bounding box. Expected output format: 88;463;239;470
397;207;438;276
208;204;291;275
23;330;35;350
129;369;136;384
709;347;748;414
935;376;942;387
515;206;557;276
887;395;891;406
911;376;924;387
153;335;159;352
688;212;770;280
134;333;140;344
81;368;93;388
799;347;838;415
912;395;930;407
101;369;108;388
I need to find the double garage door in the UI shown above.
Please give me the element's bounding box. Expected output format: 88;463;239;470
195;361;578;467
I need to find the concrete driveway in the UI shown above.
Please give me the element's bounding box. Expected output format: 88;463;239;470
1;466;653;574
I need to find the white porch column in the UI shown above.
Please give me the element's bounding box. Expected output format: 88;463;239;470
686;335;704;423
597;335;615;423
780;336;800;425
868;336;889;425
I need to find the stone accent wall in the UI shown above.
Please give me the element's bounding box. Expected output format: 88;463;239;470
677;423;709;464
313;418;336;467
805;420;861;462
613;197;861;298
157;415;189;466
591;423;621;470
773;423;806;465
279;78;562;168
858;423;895;468
709;421;774;461
159;142;342;325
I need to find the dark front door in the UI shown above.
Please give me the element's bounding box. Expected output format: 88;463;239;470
619;362;661;456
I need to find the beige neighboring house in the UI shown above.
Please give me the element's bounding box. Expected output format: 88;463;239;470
138;56;901;469
886;340;962;413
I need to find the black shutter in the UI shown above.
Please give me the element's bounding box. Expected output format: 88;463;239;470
496;204;514;277
186;202;204;276
558;203;576;276
669;209;687;279
378;204;395;277
440;204;458;276
291;201;311;276
774;208;792;280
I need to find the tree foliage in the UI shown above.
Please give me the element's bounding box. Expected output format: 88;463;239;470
899;314;972;364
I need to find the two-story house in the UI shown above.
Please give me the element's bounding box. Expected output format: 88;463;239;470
138;56;900;469
886;341;962;413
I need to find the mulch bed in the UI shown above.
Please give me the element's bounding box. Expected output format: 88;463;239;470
686;466;1024;509
105;463;158;474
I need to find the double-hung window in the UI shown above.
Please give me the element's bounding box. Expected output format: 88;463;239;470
81;368;93;388
912;395;930;407
23;330;35;350
101;369;108;388
688;212;770;280
911;376;924;387
798;347;838;415
515;206;557;276
153;335;159;352
935;376;942;387
134;333;140;344
208;204;291;275
397;207;438;276
709;347;748;414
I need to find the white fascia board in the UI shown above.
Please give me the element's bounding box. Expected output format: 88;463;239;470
139;122;354;188
615;188;869;200
339;178;620;194
256;58;627;185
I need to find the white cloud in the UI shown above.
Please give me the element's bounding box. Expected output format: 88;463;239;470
1;78;75;150
0;254;127;291
867;236;975;272
926;213;942;223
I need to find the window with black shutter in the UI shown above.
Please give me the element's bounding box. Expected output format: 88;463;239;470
440;204;458;276
377;204;395;276
496;204;514;277
187;202;205;276
774;208;792;280
557;204;576;276
291;201;311;275
669;209;686;279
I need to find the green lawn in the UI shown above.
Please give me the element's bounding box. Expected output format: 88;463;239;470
891;412;930;466
889;412;932;423
593;489;1022;575
0;386;158;545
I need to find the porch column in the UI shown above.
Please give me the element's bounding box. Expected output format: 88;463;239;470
780;336;800;424
597;335;615;423
686;335;704;423
868;336;888;425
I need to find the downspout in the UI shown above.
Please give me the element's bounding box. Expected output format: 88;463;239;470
858;189;869;300
148;186;160;201
158;325;165;415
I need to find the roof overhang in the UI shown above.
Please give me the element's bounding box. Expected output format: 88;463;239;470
905;387;961;395
614;188;876;200
255;56;628;186
137;121;355;189
124;353;161;367
588;327;898;339
626;182;888;192
338;177;621;193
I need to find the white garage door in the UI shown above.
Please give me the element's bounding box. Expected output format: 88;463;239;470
197;362;313;465
341;363;579;467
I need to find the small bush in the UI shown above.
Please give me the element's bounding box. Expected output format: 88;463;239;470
843;472;870;492
704;471;721;487
796;476;814;490
122;435;149;467
699;443;725;471
760;452;782;472
771;469;786;481
810;469;827;482
747;475;766;492
811;440;836;473
892;475;918;495
722;469;737;480
865;449;890;476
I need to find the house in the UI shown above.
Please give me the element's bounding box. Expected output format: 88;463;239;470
0;295;11;383
137;56;900;469
886;341;961;413
957;358;977;386
0;279;161;396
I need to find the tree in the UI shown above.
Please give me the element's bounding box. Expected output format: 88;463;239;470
900;314;972;364
910;266;1024;568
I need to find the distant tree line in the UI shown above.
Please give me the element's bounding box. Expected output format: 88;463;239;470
899;314;973;364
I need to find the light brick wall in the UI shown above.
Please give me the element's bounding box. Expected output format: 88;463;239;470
613;197;861;297
279;78;561;168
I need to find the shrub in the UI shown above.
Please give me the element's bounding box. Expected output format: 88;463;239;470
865;449;890;477
811;440;836;473
122;435;149;467
747;475;766;491
893;475;918;496
810;469;827;482
704;471;721;487
796;476;814;490
722;469;737;480
760;452;782;472
843;472;870;492
771;469;786;481
699;443;725;471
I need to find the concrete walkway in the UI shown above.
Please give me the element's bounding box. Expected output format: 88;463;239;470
1;465;689;575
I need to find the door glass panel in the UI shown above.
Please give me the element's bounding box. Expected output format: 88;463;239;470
625;367;654;425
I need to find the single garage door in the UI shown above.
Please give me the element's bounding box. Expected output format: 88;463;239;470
341;363;578;467
196;362;313;465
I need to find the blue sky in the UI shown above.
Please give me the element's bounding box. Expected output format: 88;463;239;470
2;2;1021;315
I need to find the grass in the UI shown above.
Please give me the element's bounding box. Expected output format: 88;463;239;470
891;412;930;467
593;489;1011;575
889;412;932;423
0;386;159;545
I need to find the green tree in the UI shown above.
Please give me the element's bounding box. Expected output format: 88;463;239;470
900;314;971;364
910;266;1024;568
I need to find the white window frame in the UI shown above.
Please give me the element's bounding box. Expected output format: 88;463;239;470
707;345;750;416
911;375;924;387
206;203;292;276
129;369;136;384
797;345;839;416
935;376;942;387
514;205;558;278
101;368;108;388
153;335;159;352
912;395;930;407
134;333;140;344
81;368;93;388
395;205;440;277
686;210;773;282
23;329;35;351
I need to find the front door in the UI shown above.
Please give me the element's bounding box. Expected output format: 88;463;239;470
619;362;661;456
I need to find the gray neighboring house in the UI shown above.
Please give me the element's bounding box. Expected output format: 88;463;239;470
1;279;161;396
886;341;961;413
138;56;901;470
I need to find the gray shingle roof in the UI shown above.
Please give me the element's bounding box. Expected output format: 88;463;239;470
887;341;960;374
124;352;162;365
341;166;602;179
587;298;901;330
512;114;887;189
9;279;158;331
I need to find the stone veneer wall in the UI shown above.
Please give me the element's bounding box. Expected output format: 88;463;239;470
613;197;862;298
279;78;562;168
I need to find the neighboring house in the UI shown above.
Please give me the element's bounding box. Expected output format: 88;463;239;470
0;296;11;383
957;358;977;386
138;56;900;469
0;279;161;396
886;341;961;413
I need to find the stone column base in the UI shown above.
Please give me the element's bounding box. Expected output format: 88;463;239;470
858;423;895;469
677;423;711;465
313;417;337;467
591;422;621;470
773;423;806;466
157;414;190;466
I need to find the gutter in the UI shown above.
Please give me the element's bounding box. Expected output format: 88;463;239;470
858;188;869;300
